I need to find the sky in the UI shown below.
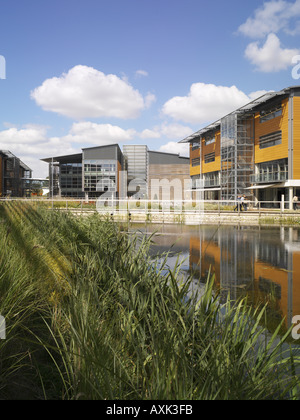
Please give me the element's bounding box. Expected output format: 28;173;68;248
1;0;300;178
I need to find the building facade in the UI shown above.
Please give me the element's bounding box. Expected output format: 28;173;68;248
123;145;148;197
148;151;191;200
0;150;32;197
42;144;190;200
82;144;123;198
180;86;300;207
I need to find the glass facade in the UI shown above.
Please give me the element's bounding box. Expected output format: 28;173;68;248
49;163;60;197
0;151;32;197
83;159;117;196
204;171;220;188
220;113;254;200
252;158;288;183
60;162;83;197
123;145;148;197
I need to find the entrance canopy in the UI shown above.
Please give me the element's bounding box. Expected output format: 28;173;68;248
246;184;278;190
187;187;221;192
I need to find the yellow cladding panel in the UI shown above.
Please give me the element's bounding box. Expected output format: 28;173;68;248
190;143;200;176
202;131;221;174
254;98;289;164
293;97;300;179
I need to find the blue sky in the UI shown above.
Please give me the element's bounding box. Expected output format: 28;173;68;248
0;0;300;177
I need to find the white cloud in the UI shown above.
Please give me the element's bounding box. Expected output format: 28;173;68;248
248;90;275;100
135;69;149;78
0;119;193;179
245;33;299;72
238;1;300;72
0;125;74;157
139;123;193;141
158;142;189;157
31;65;154;120
0;124;78;178
162;83;256;125
58;121;137;145
159;123;194;140
238;0;300;39
144;92;156;108
0;124;48;145
140;128;161;139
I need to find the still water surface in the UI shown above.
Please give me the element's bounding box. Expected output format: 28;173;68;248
129;223;300;331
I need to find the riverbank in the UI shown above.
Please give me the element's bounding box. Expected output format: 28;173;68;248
1;202;300;400
75;209;300;226
2;198;300;226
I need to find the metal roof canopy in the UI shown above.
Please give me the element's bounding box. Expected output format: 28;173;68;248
41;153;83;164
0;149;32;171
186;187;221;191
246;184;278;189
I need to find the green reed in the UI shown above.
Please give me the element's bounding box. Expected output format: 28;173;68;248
0;201;300;400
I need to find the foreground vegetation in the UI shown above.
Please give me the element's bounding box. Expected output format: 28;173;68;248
0;202;300;400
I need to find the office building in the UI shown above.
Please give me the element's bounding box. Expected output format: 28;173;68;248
179;86;300;206
0;150;32;197
42;144;190;200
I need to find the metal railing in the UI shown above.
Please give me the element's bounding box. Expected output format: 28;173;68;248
0;197;299;216
250;172;288;183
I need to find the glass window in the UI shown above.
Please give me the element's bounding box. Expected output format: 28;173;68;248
192;157;200;167
191;139;200;150
259;131;282;149
204;152;215;164
205;135;215;145
260;106;282;123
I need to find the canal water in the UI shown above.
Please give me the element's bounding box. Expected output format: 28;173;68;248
129;223;300;333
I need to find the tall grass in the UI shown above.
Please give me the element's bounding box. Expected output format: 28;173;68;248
0;201;300;400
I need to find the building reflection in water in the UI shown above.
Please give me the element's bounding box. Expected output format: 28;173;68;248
189;225;300;329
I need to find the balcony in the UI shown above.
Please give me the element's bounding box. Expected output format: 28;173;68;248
191;175;221;190
204;178;221;188
250;171;288;184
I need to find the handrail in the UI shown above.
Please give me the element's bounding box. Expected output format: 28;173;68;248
0;197;298;214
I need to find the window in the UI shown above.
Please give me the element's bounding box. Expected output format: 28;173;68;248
204;152;215;164
255;158;288;183
259;131;282;149
191;175;201;189
191;139;200;151
260;106;282;123
60;163;83;195
204;171;220;187
192;157;200;167
205;135;215;145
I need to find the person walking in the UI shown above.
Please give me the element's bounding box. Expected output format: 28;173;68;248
234;195;242;211
293;195;298;210
242;195;248;211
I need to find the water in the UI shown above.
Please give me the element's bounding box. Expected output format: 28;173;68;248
129;223;300;332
